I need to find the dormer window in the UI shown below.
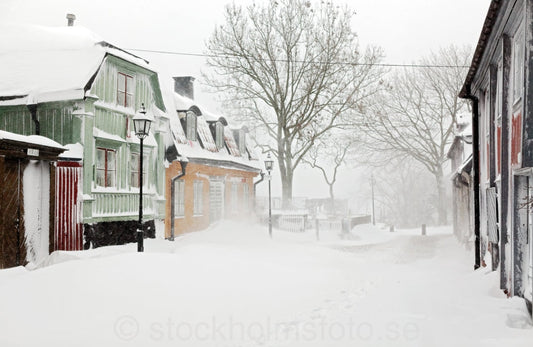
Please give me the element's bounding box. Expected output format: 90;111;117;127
215;122;225;149
238;131;246;154
186;111;197;141
117;72;133;108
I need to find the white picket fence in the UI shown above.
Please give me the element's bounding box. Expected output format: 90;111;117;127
277;214;307;232
267;210;372;234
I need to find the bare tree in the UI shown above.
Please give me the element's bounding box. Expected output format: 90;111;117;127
373;158;437;228
358;45;471;225
304;131;353;214
204;0;384;207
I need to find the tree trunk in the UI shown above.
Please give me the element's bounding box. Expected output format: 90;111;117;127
279;138;294;208
435;168;447;225
281;169;293;208
329;184;335;215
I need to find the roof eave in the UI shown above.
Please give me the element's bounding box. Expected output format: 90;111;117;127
459;0;502;99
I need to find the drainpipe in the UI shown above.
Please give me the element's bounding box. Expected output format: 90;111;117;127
169;161;187;241
27;104;39;135
253;172;265;212
465;93;481;270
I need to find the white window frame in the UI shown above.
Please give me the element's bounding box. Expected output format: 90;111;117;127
239;131;246;154
193;180;203;215
215;122;225;149
496;60;503;124
485;89;490;184
512;23;524;104
96;147;117;188
117;72;134;108
174;180;185;217
186;111;197;141
495;60;503;175
130;151;148;188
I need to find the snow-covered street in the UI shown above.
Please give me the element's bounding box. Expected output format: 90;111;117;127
0;222;531;347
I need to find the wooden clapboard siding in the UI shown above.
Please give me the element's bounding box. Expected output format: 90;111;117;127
38;105;74;145
94;107;127;138
0;107;34;136
0;103;77;146
84;55;166;224
92;192;154;219
0;51;168;238
54;162;83;251
90;55;159;111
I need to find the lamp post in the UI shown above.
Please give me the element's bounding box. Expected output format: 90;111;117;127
133;103;152;252
371;174;376;225
264;153;274;238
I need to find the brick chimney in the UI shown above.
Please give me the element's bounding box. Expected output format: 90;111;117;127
173;76;195;100
66;13;76;26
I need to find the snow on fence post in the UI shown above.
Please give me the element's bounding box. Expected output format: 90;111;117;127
422;224;427;236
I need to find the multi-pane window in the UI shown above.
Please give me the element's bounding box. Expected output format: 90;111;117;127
197;117;217;151
215;122;225;149
96;147;116;188
174;180;185;217
231;183;239;210
130;152;148;188
224;127;240;156
495;61;503;175
186;111;197;141
117;72;134;108
484;89;490;182
512;24;524;103
496;61;503;121
193;180;203;215
242;183;249;211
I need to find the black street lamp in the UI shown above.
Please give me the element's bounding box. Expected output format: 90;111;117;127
133;103;152;252
371;174;376;225
264;153;274;238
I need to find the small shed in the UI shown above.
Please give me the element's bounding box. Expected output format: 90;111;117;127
0;131;65;269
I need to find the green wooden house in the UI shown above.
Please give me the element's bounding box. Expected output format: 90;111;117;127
0;23;169;249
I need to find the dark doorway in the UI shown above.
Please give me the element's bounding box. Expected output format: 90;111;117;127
0;158;26;269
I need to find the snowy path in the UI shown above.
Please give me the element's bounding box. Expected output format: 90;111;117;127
0;222;532;346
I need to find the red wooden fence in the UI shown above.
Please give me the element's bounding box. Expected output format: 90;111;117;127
55;161;83;251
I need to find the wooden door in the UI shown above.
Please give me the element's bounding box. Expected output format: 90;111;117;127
54;162;83;251
0;158;26;269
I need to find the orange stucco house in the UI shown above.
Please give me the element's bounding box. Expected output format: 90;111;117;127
164;77;262;238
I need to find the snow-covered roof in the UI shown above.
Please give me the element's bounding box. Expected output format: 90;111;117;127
0;24;153;105
451;153;473;181
0;130;65;150
59;143;83;160
460;123;472;137
165;89;261;171
173;93;223;122
456;112;471;126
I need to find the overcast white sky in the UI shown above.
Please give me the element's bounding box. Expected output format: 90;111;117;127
2;0;491;109
0;0;492;202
